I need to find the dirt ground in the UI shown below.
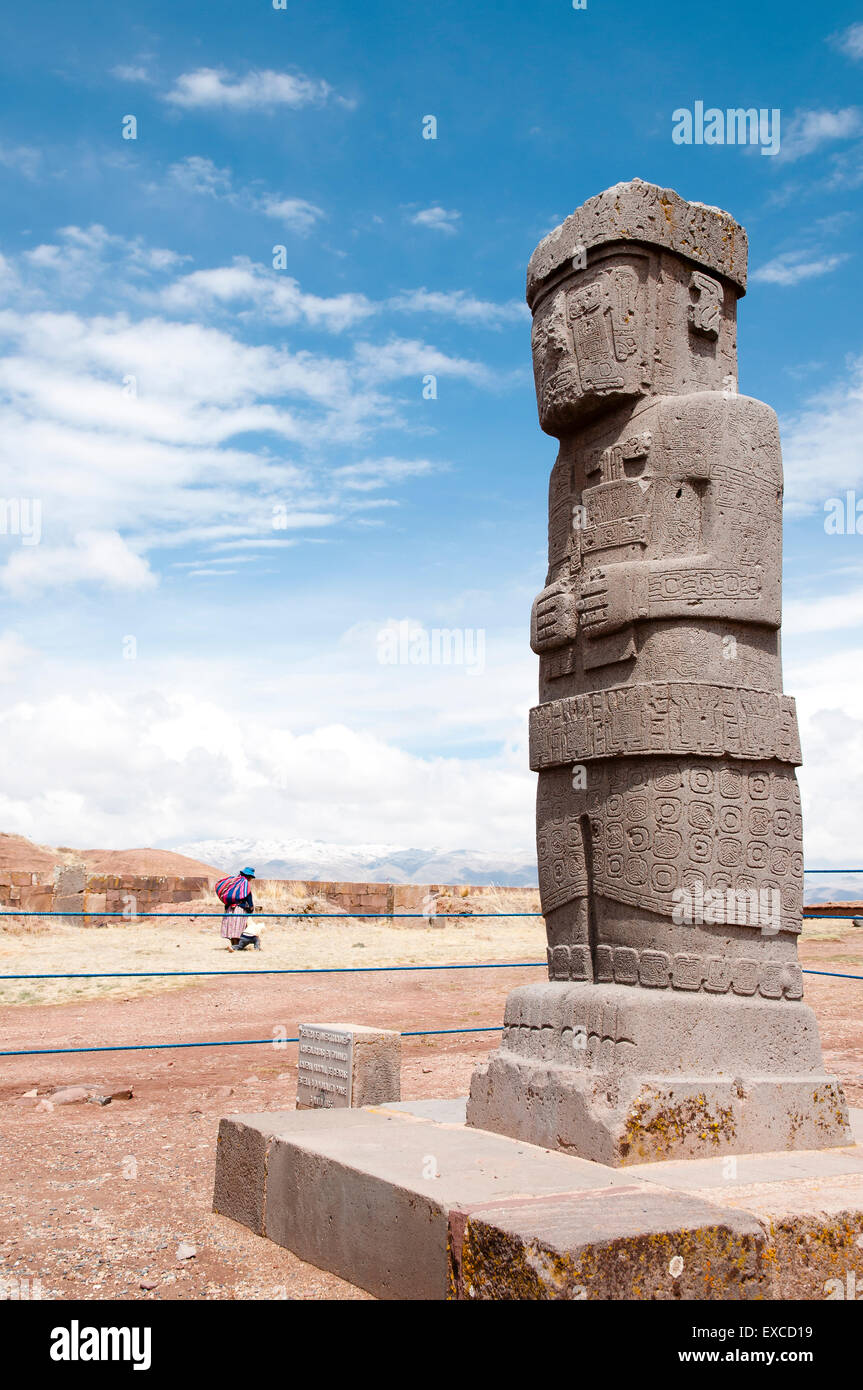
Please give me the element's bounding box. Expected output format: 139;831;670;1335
1;916;861;1302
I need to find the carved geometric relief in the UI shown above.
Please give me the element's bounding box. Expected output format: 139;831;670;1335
529;684;802;768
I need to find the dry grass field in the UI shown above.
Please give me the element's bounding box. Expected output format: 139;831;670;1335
0;884;545;1006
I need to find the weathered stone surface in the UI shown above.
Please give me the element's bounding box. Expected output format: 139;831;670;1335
296;1023;400;1110
214;1105;642;1299
450;1188;770;1300
51;1086;93;1105
467;178;852;1160
212;1103;863;1299
526;177;748;308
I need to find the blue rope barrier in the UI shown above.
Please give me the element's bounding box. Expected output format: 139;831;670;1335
0;961;543;980
798;969;863;981
1;964;860;1055
1;954;862;982
0;1025;504;1058
0;910;544;919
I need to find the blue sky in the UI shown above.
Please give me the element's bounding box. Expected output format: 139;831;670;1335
1;0;863;865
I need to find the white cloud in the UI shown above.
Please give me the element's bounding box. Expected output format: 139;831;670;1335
0;226;502;599
0;142;42;179
0;631;534;849
20;224;187;298
784;587;863;636
752;251;850;286
260;195;325;233
164;160;325;235
389;288;528;326
779;107;862;161
410;206;461;235
781;355;863;512
156;259;374;332
164;67;334;111
352;336;492;387
167;155;233;197
0;630;35;683
832;22;863;61
828;144;863;189
111;64;153;83
0;530;156;597
332;458;441;491
783;649;863;866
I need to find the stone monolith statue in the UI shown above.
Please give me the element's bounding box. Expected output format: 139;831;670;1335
467;179;852;1164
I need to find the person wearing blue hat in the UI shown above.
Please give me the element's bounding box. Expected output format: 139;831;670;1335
220;867;261;952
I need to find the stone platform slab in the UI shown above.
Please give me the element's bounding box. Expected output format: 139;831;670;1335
212;1100;863;1300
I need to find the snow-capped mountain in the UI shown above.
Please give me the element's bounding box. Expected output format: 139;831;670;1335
802;873;863;905
169;837;863;901
170;837;539;887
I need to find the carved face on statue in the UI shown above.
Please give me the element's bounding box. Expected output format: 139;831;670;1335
531;260;650;435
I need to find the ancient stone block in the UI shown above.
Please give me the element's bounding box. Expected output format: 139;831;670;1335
18;886;52;910
450;1188;770;1300
296;1023;401;1109
54;864;86;894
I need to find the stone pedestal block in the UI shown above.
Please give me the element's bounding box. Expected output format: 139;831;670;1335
296;1023;401;1110
466;983;851;1164
212;1100;863;1300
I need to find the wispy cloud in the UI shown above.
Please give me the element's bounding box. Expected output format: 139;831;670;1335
164;67;335;111
828;143;863;189
0;530;156;598
0;227;503;596
831;22;863;62
111;64;153;84
20;224;188;298
0;142;43;179
352;336;492;387
389;288;528;326
782;354;863;513
259;195;324;234
752;250;850;286
156;258;373;332
409;206;461;235
167;155;234;197
331;458;442;491
778;107;862;161
165;156;325;234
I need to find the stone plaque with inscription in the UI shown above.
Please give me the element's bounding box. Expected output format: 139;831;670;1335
297;1022;401;1110
467;179;852;1164
297;1025;355;1109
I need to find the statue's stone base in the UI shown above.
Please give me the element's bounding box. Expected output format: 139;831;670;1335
212;1099;863;1300
466;984;852;1165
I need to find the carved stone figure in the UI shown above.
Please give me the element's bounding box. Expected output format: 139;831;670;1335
466;179;852;1164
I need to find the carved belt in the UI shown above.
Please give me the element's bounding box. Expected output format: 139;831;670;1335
529;682;801;769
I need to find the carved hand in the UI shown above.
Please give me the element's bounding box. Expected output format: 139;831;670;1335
530;582;578;653
577;565;637;637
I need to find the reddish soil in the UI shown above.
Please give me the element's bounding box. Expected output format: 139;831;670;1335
0;832;220;879
1;933;861;1302
77;848;221;878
